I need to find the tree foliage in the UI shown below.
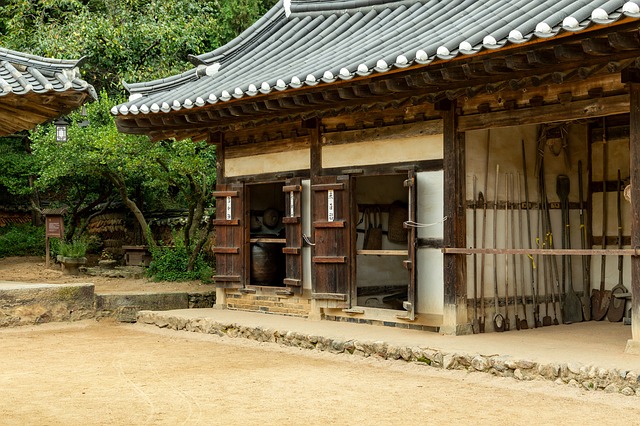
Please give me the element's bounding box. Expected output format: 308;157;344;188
0;0;275;272
0;0;277;94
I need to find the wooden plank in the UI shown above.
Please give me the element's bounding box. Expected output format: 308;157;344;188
225;136;309;159
441;248;640;256
356;250;408;256
282;185;302;192
212;247;240;254
212;191;239;198
282;247;301;255
314;220;346;228
322;119;442;146
311;293;348;301
283;278;301;286
312;256;347;263
459;94;630;131
311;183;345;191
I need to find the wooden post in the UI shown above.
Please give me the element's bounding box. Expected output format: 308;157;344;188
306;118;322;178
625;78;640;353
439;100;470;335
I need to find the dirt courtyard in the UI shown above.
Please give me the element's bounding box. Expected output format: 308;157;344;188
0;320;639;425
0;256;208;294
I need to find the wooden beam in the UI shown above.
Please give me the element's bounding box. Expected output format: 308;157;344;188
459;94;629;131
323;119;442;145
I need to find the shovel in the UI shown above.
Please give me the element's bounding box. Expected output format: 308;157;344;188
493;165;505;332
607;170;627;322
557;175;582;323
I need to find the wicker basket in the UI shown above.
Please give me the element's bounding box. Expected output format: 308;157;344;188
387;200;408;243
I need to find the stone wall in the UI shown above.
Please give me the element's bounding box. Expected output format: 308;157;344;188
224;290;311;317
137;310;640;397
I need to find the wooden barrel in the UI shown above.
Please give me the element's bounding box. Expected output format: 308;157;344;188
250;242;282;285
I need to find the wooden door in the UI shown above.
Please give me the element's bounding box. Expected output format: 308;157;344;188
399;170;417;320
212;183;244;287
282;178;303;291
311;175;351;305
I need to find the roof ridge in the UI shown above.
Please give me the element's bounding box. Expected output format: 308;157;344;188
289;0;420;16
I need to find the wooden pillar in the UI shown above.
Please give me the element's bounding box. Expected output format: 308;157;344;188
439;100;470;335
306;118;322;178
625;78;640;353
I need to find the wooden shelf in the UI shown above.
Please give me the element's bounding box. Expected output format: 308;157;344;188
357;249;408;256
250;238;286;243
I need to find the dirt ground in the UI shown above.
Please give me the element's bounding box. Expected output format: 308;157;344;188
0;256;209;294
0;320;638;425
1;257;639;424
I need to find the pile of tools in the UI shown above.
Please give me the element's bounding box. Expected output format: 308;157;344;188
470;129;628;334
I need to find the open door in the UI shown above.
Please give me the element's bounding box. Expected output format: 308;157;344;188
399;170;417;320
282;178;303;292
212;183;244;287
311;175;351;306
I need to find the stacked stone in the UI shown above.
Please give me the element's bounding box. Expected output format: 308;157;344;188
137;311;640;397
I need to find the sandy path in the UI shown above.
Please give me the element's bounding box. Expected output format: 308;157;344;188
0;320;638;425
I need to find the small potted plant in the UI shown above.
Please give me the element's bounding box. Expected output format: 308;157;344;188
98;250;117;269
57;239;88;276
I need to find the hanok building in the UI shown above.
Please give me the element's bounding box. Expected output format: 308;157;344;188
114;0;640;352
0;47;95;136
0;47;96;225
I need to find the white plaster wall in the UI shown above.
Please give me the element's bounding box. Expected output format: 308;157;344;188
322;134;443;168
225;149;310;177
416;170;444;315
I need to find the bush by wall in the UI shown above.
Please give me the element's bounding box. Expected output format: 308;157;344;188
0;224;45;258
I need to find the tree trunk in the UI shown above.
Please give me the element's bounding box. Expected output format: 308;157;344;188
105;172;155;248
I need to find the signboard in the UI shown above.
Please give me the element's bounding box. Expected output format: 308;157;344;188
46;216;64;238
327;189;335;222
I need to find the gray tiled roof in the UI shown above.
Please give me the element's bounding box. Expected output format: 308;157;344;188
0;47;95;98
113;0;640;117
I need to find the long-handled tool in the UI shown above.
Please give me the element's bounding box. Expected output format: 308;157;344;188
504;173;511;332
510;174;522;330
493;165;505;332
578;160;591;321
541;168;561;325
607;169;628;322
558;174;582;323
472;176;479;333
479;132;491;333
479;190;487;333
517;173;529;329
522;140;540;328
592;123;611;321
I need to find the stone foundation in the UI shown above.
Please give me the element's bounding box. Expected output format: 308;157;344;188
137;310;640;398
224;290;311;317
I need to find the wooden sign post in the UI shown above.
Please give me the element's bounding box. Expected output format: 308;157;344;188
44;212;65;268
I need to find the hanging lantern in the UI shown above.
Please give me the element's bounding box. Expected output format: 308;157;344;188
54;117;68;142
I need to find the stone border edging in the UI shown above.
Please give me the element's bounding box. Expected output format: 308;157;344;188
137;311;640;397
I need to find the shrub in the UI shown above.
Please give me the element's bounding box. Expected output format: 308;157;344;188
147;238;213;282
57;239;88;258
0;224;45;258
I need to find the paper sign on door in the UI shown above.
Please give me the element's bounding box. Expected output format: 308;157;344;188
327;190;335;222
225;196;232;220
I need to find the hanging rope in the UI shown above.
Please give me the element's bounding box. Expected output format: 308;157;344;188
403;216;448;228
